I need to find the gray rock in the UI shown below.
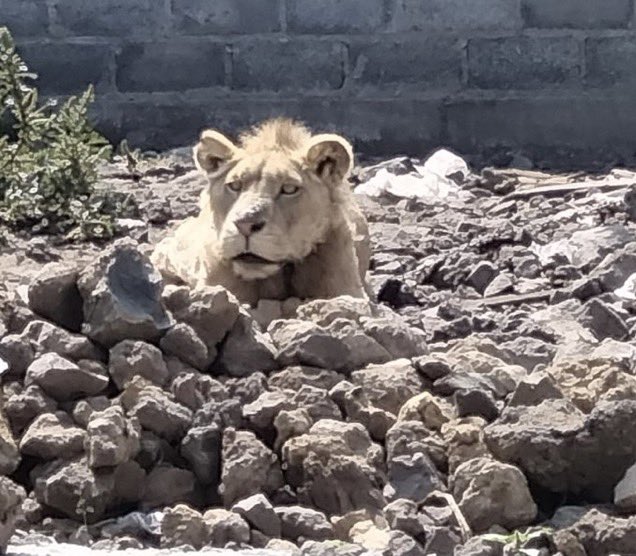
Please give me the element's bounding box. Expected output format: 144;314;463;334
454;389;499;422
141;465;199;510
21;320;103;362
386;530;427;556
383;499;426;540
412;356;452;381
615;462;636;510
161;504;206;549
466;262;498;294
0;406;19;476
269;319;350;370
384;453;445;503
508;372;564;407
451;457;537;532
85;406;140;468
120;378;192;442
0;477;26;553
232;494;281;537
385;420;447;472
243;390;295;432
193;398;243;430
424;526;461;555
71;396;110;428
160;323;211;371
580;298;629;340
180;425;221;486
453;535;504;556
343;386;396;441
20;412;86;460
218;312;278;377
5;385;56;434
77;239;172;347
270;366;344;391
0;334;35;377
25;353;108;401
202;508;250;547
351;359;426;415
361;317;428;359
171;370;228;411
301;540;366;555
328;319;393;369
27;263;83;332
220;428;284;507
293;385;342;423
276;506;334;541
109;340;169;389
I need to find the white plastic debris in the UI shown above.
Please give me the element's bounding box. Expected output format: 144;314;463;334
354;149;469;201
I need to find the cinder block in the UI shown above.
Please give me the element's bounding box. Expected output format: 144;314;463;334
468;37;581;89
586;37;636;88
446;96;636;152
52;0;169;36
522;0;632;29
349;37;462;90
112;96;443;155
287;0;387;33
231;39;346;92
390;0;521;31
172;0;281;35
17;41;112;94
0;0;49;37
116;40;225;93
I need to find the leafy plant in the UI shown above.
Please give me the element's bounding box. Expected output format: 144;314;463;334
481;527;554;556
0;26;125;240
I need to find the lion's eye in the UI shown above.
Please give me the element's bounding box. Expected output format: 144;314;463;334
280;184;300;196
226;181;242;193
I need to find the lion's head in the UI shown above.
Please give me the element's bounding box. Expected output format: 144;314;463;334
193;119;355;281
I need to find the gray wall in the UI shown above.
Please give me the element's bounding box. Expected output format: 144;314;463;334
3;0;636;167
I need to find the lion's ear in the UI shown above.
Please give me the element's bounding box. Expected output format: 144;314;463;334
194;130;238;173
305;134;354;182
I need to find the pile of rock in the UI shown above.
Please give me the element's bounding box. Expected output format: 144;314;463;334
2;158;636;555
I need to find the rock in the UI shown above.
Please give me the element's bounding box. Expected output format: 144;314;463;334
343;387;396;441
0;477;26;553
109;340;169;389
296;296;379;327
327;319;392;368
454;389;499;422
451;457;537;532
293;385;342;422
25;353;108;401
77;239;172;347
71;396;110;428
351;359;426;415
27;263;83;332
159;323;211;371
232;494;281;537
580;298;629;340
163;284;240;355
21;320;103;362
558;508;636;556
267;538;301;554
141;465;199;510
222;372;268;404
274;408;313;450
269;319;350;370
442;417;491;474
453;535;504;556
120;377;192;442
20;412;85;460
193;398;243;430
349;520;391;552
85;406;140;468
202;508;250;546
180;425;221;486
171;370;228;411
276;506;334;542
412;356;452;381
386;530;427;556
383;499;425;541
218;312;278;377
384;453;445;502
220;428;284;507
301;539;366;555
330;508;383;542
0;334;35;377
485;399;636;501
508;372;564;407
5;385;56;434
397;391;454;430
547;359;636;413
483;273;513;297
361;317;428;359
160;504;206;549
466;262;498;294
282;420;385;515
423;526;461;555
615;462;636;510
269;366;344;392
33;458;113;522
385;420;447;472
243;390;295;432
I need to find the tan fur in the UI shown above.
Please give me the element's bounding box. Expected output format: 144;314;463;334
151;119;370;305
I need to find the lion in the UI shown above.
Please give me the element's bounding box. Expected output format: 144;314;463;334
151;118;370;306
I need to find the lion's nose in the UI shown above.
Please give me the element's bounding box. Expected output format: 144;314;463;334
234;216;266;237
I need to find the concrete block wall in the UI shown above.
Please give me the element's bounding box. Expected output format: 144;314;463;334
3;0;636;167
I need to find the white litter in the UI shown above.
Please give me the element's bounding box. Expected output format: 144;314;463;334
354;149;469;201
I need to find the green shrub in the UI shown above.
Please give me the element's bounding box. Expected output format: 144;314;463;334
0;26;131;240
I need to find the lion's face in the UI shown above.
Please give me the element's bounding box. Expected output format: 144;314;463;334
193;123;353;281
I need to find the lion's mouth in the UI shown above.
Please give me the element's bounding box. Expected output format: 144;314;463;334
232;252;278;265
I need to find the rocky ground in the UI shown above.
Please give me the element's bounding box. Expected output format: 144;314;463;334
1;148;636;555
